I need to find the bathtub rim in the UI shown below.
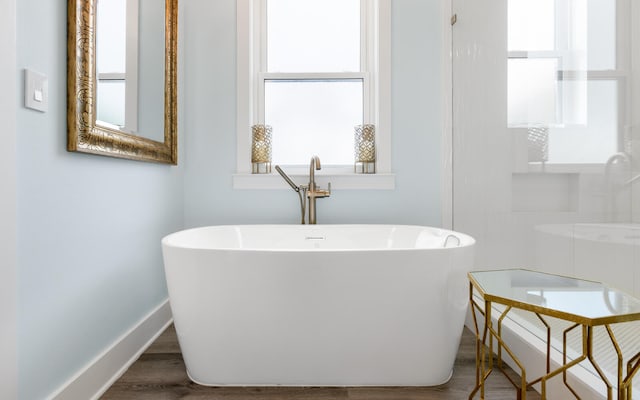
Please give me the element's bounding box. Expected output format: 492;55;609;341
161;224;476;252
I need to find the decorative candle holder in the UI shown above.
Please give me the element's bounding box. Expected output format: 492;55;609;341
527;126;548;163
251;124;272;174
354;124;376;174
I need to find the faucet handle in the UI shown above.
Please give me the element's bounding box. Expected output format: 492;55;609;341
316;182;331;198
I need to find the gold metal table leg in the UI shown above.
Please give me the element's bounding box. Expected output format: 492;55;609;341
604;325;624;399
469;283;488;400
562;323;584;398
469;285;528;400
585;326;613;399
602;325;640;400
624;351;640;399
527;323;585;399
483;300;493;399
495;306;526;399
542;323;639;400
535;314;551;375
469;284;496;399
497;306;512;370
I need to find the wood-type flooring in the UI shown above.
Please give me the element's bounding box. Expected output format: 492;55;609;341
101;325;540;399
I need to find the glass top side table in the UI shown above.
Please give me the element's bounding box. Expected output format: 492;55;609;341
468;269;640;400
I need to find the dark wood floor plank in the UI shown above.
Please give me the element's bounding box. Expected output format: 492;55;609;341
101;325;540;399
110;354;190;385
145;325;181;354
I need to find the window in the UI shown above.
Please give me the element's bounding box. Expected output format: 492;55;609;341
236;0;392;188
507;0;625;165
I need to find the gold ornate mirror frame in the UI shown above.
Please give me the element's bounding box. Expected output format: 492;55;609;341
67;0;178;164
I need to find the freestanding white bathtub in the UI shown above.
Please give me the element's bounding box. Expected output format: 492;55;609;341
162;225;475;386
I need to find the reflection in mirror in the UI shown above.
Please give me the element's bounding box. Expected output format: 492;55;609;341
137;0;166;142
96;0;139;133
95;0;165;142
67;0;177;164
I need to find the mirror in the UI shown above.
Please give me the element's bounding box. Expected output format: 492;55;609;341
67;0;177;164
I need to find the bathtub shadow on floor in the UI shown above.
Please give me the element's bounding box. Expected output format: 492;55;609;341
101;325;540;400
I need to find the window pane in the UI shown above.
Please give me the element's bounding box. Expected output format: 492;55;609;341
97;0;127;73
547;80;618;164
587;0;616;70
508;58;559;125
265;80;363;165
508;0;555;51
97;80;126;127
267;0;360;72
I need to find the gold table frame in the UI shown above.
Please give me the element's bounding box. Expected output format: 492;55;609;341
468;270;640;400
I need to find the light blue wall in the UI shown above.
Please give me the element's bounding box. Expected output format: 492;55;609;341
16;1;184;399
1;0;18;398
182;0;444;227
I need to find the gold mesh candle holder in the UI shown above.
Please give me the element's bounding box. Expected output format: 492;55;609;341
354;124;376;174
251;124;272;174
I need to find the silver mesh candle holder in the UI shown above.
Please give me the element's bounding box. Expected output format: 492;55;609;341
251;124;272;174
354;124;376;174
527;126;549;163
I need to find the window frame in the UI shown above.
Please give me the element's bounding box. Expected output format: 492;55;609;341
235;0;392;189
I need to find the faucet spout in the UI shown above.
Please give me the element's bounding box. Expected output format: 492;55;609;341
309;155;321;191
307;156;330;224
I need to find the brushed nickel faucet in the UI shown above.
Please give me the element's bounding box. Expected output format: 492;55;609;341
275;155;331;224
307;156;331;224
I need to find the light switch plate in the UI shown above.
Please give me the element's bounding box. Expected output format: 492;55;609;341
24;69;48;112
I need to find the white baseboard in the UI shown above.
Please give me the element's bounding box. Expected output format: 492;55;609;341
49;299;173;400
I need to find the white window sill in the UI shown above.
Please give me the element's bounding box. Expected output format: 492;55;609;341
233;172;396;190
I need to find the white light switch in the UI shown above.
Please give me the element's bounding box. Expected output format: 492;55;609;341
24;69;48;112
